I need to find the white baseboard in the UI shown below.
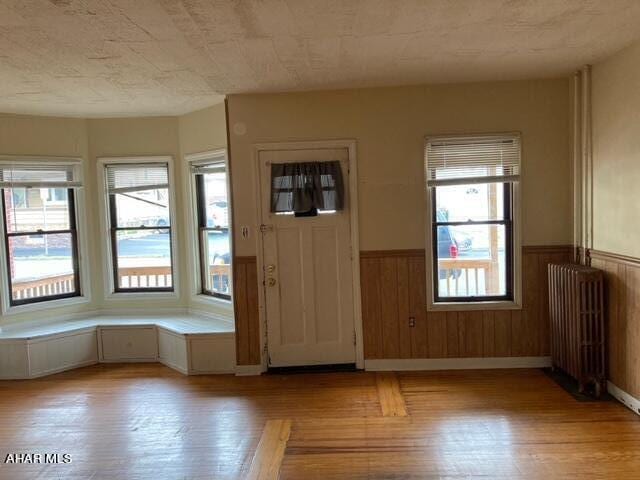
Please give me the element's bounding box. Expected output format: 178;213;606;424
607;381;640;417
235;364;264;376
364;356;552;371
189;368;236;375
99;358;158;364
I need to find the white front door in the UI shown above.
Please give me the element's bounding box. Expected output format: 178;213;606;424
258;146;355;367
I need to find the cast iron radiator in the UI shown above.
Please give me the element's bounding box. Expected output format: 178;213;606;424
548;263;606;397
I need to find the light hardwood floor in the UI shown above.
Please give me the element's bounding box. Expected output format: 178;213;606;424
1;365;639;479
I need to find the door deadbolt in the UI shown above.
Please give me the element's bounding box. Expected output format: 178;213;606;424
265;264;276;273
266;277;277;287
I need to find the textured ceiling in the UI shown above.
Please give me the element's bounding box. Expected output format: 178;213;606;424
1;0;640;117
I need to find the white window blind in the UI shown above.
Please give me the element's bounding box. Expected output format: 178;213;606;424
106;163;169;194
191;160;225;175
0;161;82;188
425;134;521;186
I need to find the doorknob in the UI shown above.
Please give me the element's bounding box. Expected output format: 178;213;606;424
266;277;277;287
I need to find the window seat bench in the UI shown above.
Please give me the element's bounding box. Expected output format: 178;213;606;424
0;315;236;379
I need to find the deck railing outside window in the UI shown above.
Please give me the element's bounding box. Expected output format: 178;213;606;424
13;264;232;300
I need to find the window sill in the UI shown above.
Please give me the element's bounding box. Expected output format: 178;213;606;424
427;300;522;312
190;294;234;320
104;290;179;302
192;294;232;307
1;295;91;316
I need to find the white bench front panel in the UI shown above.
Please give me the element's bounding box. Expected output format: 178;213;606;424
158;328;189;374
29;330;98;377
189;335;235;374
99;327;158;362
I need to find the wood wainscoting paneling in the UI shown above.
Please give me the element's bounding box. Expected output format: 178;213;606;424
232;247;573;368
233;256;261;366
588;249;640;400
360;246;573;360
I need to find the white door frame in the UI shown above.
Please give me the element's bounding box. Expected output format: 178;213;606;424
252;139;363;369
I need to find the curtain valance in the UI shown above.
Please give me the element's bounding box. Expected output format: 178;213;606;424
270;161;344;214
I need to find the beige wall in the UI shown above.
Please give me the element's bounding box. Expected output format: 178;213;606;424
178;103;227;156
0;114;88;158
592;40;640;259
0;104;228;326
227;79;572;256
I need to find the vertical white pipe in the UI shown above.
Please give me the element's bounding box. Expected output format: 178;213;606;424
573;71;582;261
581;65;593;254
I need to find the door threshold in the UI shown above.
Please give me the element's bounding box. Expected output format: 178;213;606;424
267;363;358;374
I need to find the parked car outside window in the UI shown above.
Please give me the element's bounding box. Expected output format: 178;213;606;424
436;208;461;279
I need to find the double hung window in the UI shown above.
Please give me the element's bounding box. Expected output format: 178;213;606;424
425;134;520;303
193;160;232;300
105;163;173;292
0;162;82;306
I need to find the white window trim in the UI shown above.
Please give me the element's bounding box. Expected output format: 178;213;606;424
424;133;522;312
97;156;179;301
0;156;91;315
184;149;234;317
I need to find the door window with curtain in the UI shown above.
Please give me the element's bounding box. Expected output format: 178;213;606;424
270;160;344;216
425;134;520;303
105;162;173;292
0;161;83;306
193;160;232;300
